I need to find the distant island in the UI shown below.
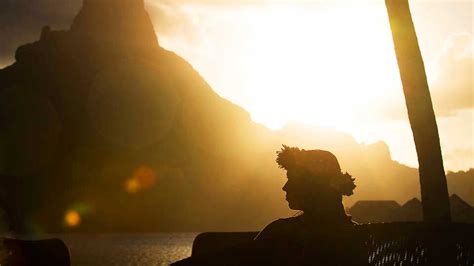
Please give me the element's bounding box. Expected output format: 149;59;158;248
348;194;474;224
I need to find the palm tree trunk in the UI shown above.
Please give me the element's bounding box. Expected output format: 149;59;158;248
385;0;451;221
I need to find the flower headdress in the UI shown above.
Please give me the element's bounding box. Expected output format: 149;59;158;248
276;145;356;196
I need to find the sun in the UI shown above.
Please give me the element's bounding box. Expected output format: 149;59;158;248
157;1;471;170
237;3;401;131
159;2;402;131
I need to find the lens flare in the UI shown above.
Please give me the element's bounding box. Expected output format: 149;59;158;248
124;166;157;194
134;166;156;189
125;177;141;194
64;210;81;227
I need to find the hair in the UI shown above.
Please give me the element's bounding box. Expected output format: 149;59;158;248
276;145;356;196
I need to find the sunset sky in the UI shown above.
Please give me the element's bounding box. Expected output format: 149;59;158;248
0;0;472;171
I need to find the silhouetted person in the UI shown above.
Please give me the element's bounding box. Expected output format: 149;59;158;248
174;146;367;265
253;145;367;265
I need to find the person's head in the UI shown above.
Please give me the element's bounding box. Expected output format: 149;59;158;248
276;145;356;212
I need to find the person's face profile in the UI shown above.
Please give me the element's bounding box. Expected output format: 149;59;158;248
283;168;337;212
282;169;309;210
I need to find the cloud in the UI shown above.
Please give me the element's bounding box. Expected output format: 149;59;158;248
146;1;203;44
374;33;473;121
443;147;474;172
431;33;473;116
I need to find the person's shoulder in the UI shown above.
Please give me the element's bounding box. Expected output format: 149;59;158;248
344;215;359;226
267;217;300;228
254;216;301;241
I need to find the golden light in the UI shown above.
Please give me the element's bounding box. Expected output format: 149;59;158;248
64;210;81;227
159;2;402;131
243;4;401;130
157;2;473;170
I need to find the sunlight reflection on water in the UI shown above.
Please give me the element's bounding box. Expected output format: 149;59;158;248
57;233;198;266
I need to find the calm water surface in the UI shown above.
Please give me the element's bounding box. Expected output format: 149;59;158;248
57;233;198;266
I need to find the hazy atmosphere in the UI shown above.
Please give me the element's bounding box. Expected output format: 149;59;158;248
1;1;473;265
1;0;472;171
0;0;472;232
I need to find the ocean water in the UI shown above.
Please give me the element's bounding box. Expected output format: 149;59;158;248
58;233;198;266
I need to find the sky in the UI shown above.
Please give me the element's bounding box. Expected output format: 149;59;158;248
0;0;472;171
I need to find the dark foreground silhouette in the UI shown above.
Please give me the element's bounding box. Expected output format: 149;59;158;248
174;223;474;266
174;146;474;265
174;146;368;265
252;146;365;264
0;238;70;266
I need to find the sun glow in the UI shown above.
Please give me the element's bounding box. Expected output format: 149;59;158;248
243;4;401;130
154;1;472;170
159;2;402;131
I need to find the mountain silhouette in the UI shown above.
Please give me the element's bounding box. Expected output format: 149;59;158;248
71;0;158;51
0;0;274;233
0;0;471;233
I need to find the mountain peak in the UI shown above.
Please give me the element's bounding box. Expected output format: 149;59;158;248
70;0;158;49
